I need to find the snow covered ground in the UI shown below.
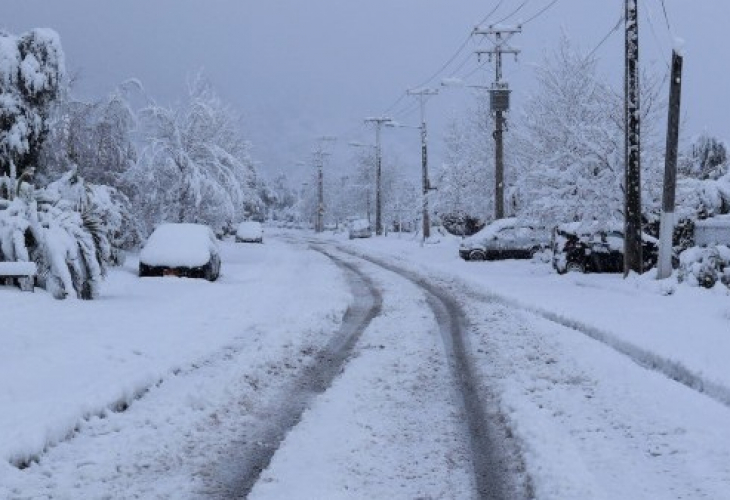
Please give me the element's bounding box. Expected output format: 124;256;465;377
330;229;730;499
3;229;730;498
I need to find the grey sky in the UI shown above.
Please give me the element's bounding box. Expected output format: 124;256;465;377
1;1;727;184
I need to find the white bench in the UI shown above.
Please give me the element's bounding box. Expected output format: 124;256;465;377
0;261;37;292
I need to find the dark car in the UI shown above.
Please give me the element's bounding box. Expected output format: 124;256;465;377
459;218;550;261
552;222;659;274
139;223;221;281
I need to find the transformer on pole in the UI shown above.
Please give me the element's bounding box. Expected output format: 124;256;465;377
474;24;521;220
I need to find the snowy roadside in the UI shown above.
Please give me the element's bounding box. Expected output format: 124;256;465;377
326;230;730;405
0;238;351;498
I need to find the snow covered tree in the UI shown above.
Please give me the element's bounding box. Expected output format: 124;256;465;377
679;133;728;181
512;34;664;226
0;28;65;184
435;105;494;225
126;74;261;235
39;80;140;187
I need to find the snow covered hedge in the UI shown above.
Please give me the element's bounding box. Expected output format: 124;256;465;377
0;169;138;299
677;245;730;289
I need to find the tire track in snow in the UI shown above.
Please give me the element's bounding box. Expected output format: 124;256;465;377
214;247;382;498
328;245;530;500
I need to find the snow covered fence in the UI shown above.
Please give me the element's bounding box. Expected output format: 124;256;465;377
0;261;37;291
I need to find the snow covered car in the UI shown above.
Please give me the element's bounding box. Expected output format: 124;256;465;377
348;219;372;239
551;222;659;274
458;218;550;261
139;223;221;281
235;221;264;243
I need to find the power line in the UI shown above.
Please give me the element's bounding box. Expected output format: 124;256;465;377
478;0;508;25
659;0;673;35
522;0;560;26
381;0;508;116
584;12;624;64
642;0;672;69
494;0;531;25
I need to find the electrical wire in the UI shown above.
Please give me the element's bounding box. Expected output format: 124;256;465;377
477;0;508;26
381;0;508;116
493;0;531;25
642;0;672;70
583;13;624;65
521;0;560;26
659;0;673;34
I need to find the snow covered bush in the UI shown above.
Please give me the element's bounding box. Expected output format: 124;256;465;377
440;210;486;237
677;245;730;289
0;169;137;299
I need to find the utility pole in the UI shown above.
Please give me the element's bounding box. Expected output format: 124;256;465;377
624;0;643;275
313;136;336;233
407;88;439;241
364;117;392;236
657;50;684;279
474;24;521;220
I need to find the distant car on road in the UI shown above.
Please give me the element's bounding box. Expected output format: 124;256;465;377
139;223;221;281
552;222;660;274
236;221;264;243
348;219;372;239
458;218;550;261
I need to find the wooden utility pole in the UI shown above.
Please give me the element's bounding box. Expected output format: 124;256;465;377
657;50;684;279
407;88;439;241
364;117;392;236
313;136;336;233
475;24;521;220
624;0;643;275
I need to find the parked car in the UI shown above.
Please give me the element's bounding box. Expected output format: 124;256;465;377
236;221;264;243
458;218;550;261
348;218;372;239
552;222;659;274
139;223;221;281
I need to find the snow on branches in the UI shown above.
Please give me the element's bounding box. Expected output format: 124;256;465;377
0;29;65;181
127;74;261;235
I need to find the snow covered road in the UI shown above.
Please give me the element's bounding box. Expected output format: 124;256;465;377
4;231;730;498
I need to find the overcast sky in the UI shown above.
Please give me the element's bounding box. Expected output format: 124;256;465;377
1;0;728;184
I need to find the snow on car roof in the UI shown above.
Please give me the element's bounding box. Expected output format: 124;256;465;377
351;219;370;230
236;221;263;236
466;217;530;241
140;223;217;268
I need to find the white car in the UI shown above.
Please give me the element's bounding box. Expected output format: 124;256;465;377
236;221;264;243
139;223;221;281
348;219;372;239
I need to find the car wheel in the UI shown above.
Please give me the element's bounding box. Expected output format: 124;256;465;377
529;246;542;258
566;261;586;273
469;250;487;261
